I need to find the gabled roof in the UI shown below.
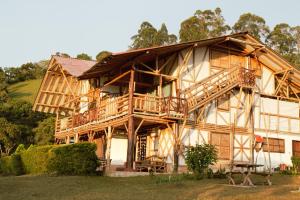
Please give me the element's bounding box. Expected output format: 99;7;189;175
79;32;298;80
52;55;97;77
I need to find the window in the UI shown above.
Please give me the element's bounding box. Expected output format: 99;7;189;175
210;132;230;160
217;94;230;111
263;138;285;153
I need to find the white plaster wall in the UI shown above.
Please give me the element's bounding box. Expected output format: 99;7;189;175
255;131;300;168
261;67;275;94
110;138;128;165
177;47;210;90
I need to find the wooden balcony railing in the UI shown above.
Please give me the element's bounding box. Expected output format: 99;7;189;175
56;93;187;133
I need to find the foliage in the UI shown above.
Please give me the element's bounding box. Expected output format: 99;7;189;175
76;53;92;61
130;22;177;49
4;62;46;84
179;8;230;42
0;117;22;155
0;68;9;103
232;13;270;40
20;145;54;174
184;144;217;177
34;117;55;145
266;23;297;55
0;154;24;175
291;156;300;174
47;143;98;175
96;51;112;62
14;144;26;154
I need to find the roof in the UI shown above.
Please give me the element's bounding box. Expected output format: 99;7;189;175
53;55;97;77
79;32;248;79
79;31;299;80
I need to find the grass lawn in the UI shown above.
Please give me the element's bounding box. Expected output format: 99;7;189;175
0;174;299;200
8;79;42;104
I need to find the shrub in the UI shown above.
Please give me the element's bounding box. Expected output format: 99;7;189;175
47;143;98;175
20;145;54;174
0;143;98;176
184;144;218;178
0;154;24;175
291;156;300;174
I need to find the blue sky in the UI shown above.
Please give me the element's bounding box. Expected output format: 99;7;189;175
0;0;299;67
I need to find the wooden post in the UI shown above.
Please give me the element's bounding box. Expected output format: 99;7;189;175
127;70;135;170
173;123;179;173
105;126;112;172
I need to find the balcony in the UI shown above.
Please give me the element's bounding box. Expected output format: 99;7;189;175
56;93;187;133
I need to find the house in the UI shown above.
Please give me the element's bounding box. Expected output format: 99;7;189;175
33;32;300;172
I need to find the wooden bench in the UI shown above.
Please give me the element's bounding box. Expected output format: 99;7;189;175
135;156;167;173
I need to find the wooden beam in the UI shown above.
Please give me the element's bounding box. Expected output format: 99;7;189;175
126;70;135;170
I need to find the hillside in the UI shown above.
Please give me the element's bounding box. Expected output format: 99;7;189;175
8;79;42;104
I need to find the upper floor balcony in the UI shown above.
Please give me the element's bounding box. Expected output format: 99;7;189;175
55;92;188;134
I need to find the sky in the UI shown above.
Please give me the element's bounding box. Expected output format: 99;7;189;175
0;0;300;67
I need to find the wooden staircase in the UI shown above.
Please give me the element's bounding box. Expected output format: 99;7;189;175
182;66;255;113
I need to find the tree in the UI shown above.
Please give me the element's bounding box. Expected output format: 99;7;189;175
0;117;22;155
0;68;8;103
232;13;270;41
130;21;177;49
96;51;112;62
266;23;297;65
34;117;55;145
179;8;230;42
76;53;92;61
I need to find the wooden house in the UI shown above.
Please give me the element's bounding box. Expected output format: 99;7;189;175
33;32;300;172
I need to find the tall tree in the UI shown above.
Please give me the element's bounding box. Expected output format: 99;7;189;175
179;8;230;42
130;21;177;49
266;23;296;55
76;53;92;61
232;13;270;41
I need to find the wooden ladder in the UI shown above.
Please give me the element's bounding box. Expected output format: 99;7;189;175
182;66;255;113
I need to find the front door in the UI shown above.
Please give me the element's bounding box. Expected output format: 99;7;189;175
292;140;300;157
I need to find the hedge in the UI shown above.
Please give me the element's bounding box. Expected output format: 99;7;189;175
20;145;54;174
48;143;98;175
0;154;24;175
0;143;98;176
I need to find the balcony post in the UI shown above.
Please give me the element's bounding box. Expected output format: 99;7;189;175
127;69;135;170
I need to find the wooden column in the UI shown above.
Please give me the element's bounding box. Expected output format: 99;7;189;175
127;70;135;170
105;126;112;172
173;123;179;173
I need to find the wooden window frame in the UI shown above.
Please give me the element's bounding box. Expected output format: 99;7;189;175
210;132;230;160
262;137;285;153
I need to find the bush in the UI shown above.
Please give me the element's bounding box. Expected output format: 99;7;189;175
0;143;98;176
47;143;98;175
0;154;24;175
291;156;300;174
20;145;54;174
184;144;217;178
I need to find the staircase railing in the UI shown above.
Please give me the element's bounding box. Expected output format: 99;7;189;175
182;66;255;113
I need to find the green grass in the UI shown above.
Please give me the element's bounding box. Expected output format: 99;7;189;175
8;79;42;104
0;174;299;200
